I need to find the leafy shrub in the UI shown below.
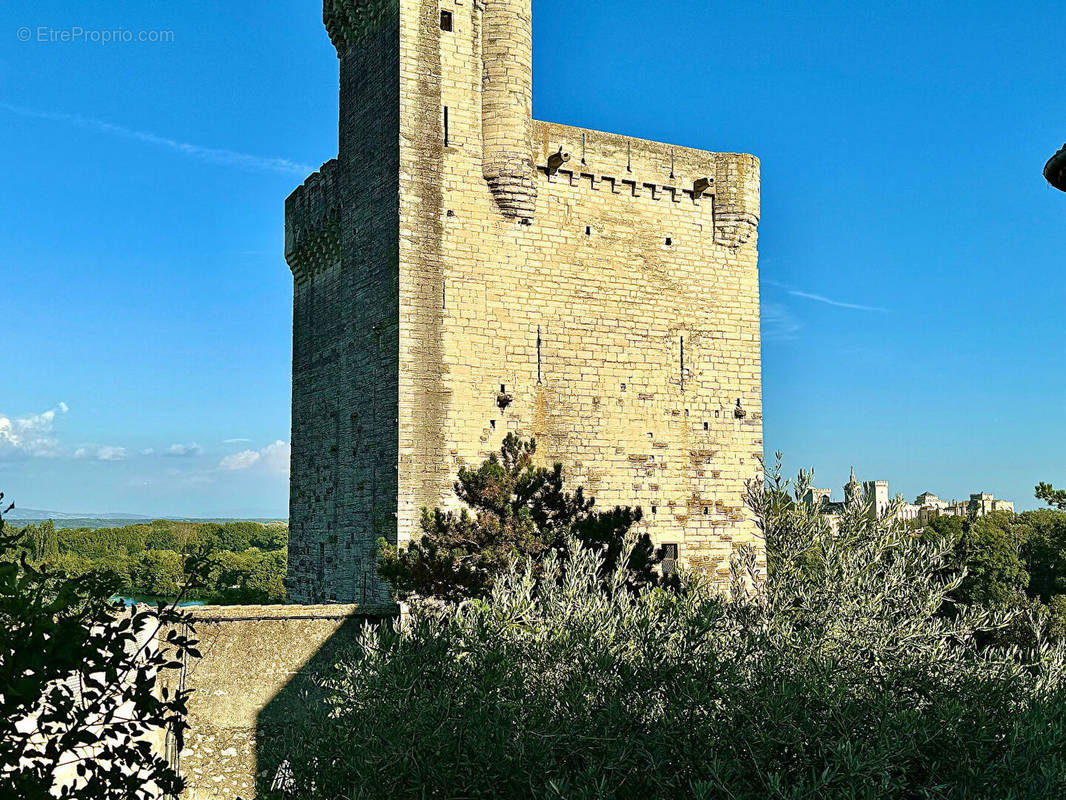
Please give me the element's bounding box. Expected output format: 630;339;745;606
271;465;1066;799
0;496;199;799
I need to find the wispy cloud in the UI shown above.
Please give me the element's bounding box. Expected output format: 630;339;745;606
165;443;204;458
0;403;68;459
75;445;128;462
764;279;887;313
0;102;314;176
761;301;802;342
223;438;251;445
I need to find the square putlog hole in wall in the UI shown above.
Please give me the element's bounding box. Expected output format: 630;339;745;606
440;10;453;31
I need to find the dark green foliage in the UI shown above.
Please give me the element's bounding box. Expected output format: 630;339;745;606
921;512;964;543
953;515;1029;608
0;494;199;799
25;520;59;561
14;518;289;604
130;550;186;598
1036;481;1066;510
1020;509;1066;601
205;548;288;604
271;465;1066;800
378;434;670;602
920;506;1066;631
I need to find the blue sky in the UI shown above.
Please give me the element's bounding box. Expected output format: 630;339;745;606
1;0;1063;517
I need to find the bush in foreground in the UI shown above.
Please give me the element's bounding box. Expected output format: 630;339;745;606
0;496;199;799
271;465;1066;799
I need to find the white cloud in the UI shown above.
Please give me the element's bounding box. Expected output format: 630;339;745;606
223;438;251;444
75;444;128;462
261;441;291;476
0;403;68;459
219;441;290;476
141;448;155;456
165;443;204;457
97;446;128;462
0;102;314;176
220;450;260;471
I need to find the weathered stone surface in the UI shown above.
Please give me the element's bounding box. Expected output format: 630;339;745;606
287;0;765;604
162;603;397;799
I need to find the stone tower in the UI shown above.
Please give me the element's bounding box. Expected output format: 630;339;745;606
284;0;764;604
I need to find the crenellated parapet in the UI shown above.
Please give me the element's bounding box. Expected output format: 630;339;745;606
285;159;343;284
481;0;537;221
323;0;399;55
534;123;761;249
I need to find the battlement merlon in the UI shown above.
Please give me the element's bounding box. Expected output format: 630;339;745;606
284;159;342;283
533;121;761;248
323;0;397;52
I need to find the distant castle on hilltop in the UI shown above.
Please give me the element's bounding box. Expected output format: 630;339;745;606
804;467;1014;525
282;0;764;603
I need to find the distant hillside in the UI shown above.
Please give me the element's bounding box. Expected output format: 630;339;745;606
7;507;149;521
6;509;286;530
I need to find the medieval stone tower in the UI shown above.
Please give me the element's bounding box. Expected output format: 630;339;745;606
284;0;763;604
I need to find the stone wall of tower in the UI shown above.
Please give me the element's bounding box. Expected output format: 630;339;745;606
285;0;401;604
396;0;763;577
287;0;764;601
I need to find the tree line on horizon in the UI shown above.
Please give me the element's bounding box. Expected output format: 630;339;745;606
11;518;288;605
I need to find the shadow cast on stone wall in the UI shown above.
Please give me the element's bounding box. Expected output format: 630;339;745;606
171;604;397;800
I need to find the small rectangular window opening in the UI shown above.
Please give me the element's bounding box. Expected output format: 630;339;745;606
703;421;709;430
620;383;627;392
585;226;591;236
651;505;658;515
489;419;496;429
440;10;453;31
662;543;678;577
443;106;449;146
665;236;673;246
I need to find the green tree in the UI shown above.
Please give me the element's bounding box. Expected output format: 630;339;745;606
378;434;669;602
207;549;287;604
952;514;1029;608
130;550;185;598
0;493;200;799
921;512;964;544
25;520;59;562
1036;482;1066;510
1020;509;1066;601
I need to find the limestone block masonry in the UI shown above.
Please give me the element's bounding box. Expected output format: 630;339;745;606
286;0;764;604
